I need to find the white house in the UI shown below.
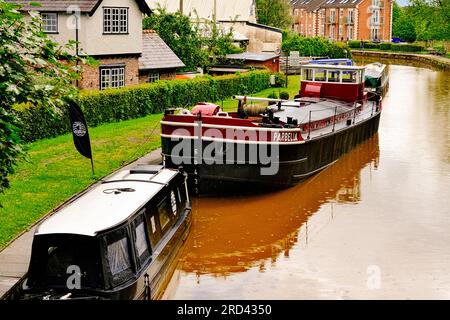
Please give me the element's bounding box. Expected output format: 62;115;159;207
147;0;283;53
9;0;184;90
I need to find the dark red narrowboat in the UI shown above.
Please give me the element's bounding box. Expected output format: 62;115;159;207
161;64;383;195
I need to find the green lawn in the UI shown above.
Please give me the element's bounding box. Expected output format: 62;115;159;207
0;75;301;249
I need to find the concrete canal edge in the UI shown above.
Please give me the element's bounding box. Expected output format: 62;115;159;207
0;148;163;300
351;50;450;71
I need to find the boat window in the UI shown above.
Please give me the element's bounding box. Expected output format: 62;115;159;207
314;69;327;82
328;70;341;82
342;70;358;83
105;228;134;286
132;215;151;268
27;235;103;290
157;197;173;233
303;68;314;81
170;191;178;216
145;208;163;248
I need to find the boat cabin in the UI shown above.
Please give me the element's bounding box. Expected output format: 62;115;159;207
22;165;191;300
364;62;389;96
299;64;366;103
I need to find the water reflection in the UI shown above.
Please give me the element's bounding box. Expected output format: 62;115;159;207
178;135;380;276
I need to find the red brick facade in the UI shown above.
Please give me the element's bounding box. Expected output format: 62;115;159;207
291;0;392;42
79;56;140;90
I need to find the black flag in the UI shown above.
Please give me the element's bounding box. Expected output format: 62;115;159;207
68;101;94;174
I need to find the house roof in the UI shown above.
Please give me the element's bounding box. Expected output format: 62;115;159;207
226;52;280;62
291;0;326;11
320;0;363;8
7;0;152;15
291;0;363;10
139;30;185;71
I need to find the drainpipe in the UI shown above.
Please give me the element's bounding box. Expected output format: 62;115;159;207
74;10;79;88
179;0;183;14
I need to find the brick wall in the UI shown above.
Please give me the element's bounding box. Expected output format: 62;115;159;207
358;0;392;41
79;55;140;90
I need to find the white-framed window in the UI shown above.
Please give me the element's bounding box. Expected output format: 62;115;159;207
103;7;128;34
347;26;354;40
322;8;326;18
147;73;160;83
294;9;299;16
100;66;125;90
330;9;336;23
330;25;336;39
348;9;354;24
371;28;379;41
41;13;58;33
339;25;343;36
372;9;380;24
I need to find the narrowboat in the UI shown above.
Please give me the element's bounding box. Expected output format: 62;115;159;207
20;165;192;300
161;64;383;195
364;62;389;97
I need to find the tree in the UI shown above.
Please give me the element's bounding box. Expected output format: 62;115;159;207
392;4;417;42
393;0;450;41
256;0;293;29
143;8;208;71
143;7;242;71
282;33;352;58
0;1;82;197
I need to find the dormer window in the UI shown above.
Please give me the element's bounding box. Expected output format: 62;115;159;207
103;7;128;34
42;13;58;33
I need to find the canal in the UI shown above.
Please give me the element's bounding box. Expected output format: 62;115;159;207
164;63;450;299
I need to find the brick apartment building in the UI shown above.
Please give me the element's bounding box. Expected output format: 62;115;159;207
290;0;393;41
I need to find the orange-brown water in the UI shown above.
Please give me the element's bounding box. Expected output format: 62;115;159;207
164;64;450;299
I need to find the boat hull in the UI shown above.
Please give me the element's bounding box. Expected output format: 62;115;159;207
162;112;381;195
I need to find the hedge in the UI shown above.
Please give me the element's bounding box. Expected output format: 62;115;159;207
380;42;392;50
390;43;424;52
16;71;283;143
348;40;361;49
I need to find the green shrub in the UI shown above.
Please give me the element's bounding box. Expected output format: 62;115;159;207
391;43;424;52
16;71;278;143
282;35;351;58
363;42;381;49
267;91;278;99
433;45;446;55
348;40;361;49
279;91;289;100
380;42;392;50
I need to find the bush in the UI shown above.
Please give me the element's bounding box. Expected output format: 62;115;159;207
380;42;392;50
348;40;361;49
363;42;381;49
279;91;289;100
282;35;352;58
267;91;278;99
16;71;279;143
391;43;424;52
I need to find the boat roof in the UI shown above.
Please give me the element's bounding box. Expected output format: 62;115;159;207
365;63;386;77
36;165;179;237
271;98;356;123
302;64;365;71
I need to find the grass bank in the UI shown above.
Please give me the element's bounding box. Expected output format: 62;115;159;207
0;75;301;249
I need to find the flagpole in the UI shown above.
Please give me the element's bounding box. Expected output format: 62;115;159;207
90;158;95;176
